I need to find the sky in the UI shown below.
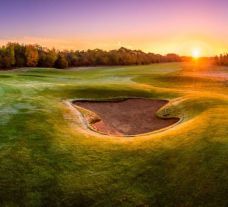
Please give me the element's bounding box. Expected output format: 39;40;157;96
0;0;227;56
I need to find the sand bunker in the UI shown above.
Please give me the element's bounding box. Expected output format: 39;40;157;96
73;99;179;136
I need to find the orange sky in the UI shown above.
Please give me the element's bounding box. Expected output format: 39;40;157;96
1;0;228;56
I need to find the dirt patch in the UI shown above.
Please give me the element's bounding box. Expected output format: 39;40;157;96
73;99;179;136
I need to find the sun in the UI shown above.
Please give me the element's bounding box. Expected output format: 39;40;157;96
192;48;201;59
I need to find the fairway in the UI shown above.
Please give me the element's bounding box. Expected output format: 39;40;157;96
0;62;227;206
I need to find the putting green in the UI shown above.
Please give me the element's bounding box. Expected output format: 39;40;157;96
0;62;227;206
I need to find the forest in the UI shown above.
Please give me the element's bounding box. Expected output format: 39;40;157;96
215;54;228;66
0;43;182;69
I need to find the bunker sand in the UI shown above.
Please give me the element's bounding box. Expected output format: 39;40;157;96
73;99;179;136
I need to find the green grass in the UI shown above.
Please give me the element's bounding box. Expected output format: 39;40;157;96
0;63;227;207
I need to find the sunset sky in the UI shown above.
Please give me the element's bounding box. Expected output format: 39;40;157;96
0;0;227;56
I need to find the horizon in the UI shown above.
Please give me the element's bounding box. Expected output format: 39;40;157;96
0;42;219;58
0;0;228;56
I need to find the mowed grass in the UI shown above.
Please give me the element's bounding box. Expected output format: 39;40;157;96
0;62;227;207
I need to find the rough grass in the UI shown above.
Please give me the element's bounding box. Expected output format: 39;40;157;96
0;62;227;207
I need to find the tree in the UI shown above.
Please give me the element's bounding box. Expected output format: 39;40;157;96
65;51;79;67
14;43;26;67
25;45;39;67
0;45;15;68
55;54;68;69
38;49;57;67
6;43;16;66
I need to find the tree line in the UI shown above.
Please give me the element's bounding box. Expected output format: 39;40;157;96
0;43;182;69
214;54;228;66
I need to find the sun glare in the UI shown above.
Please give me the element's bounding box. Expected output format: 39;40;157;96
192;48;201;59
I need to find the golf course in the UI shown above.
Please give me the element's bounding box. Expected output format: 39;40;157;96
0;62;227;206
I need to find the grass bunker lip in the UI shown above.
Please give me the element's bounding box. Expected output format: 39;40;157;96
73;98;180;136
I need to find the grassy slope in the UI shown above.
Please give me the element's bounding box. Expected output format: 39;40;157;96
0;62;227;207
